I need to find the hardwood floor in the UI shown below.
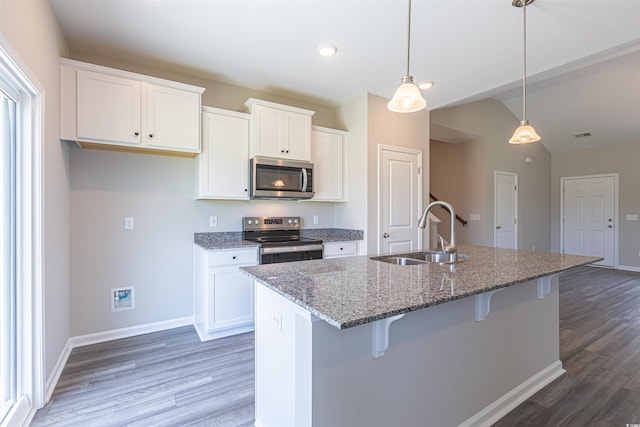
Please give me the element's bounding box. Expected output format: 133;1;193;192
31;328;255;427
32;266;640;426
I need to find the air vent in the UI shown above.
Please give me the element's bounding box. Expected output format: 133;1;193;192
573;132;592;138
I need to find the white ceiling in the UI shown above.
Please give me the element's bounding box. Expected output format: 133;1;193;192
49;0;640;153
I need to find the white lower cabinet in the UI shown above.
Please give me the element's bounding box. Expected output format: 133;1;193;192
323;241;358;259
194;246;258;341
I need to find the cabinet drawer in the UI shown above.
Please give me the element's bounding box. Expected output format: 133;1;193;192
207;248;258;266
323;241;357;258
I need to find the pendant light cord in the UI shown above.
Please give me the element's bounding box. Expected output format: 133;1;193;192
522;0;527;121
406;0;412;76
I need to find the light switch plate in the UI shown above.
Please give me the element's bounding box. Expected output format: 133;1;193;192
626;214;638;221
469;214;481;221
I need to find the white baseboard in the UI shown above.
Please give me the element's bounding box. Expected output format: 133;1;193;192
459;360;566;427
44;316;194;404
617;264;640;272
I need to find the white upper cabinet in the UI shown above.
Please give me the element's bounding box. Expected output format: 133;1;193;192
144;83;201;152
197;107;250;200
243;98;314;161
310;126;348;202
61;58;204;156
76;70;141;145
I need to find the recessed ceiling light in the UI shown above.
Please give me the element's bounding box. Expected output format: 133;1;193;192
318;44;338;57
418;81;434;90
573;132;592;138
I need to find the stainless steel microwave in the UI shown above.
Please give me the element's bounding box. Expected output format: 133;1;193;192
250;157;314;200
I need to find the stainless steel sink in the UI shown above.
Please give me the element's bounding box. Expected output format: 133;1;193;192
371;251;468;266
374;256;426;266
408;251;468;263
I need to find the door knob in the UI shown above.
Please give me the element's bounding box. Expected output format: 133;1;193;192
383;233;390;238
496;226;502;230
608;225;613;228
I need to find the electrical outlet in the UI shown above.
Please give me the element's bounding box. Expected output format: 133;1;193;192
313;215;319;225
209;216;218;227
271;309;282;331
124;217;134;230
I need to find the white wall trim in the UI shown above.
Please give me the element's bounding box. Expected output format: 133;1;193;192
617;264;640;273
458;361;565;427
43;317;194;404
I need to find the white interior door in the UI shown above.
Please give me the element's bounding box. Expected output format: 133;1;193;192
562;175;616;266
494;171;518;249
378;145;422;253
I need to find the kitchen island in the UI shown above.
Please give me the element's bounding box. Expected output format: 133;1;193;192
242;245;600;427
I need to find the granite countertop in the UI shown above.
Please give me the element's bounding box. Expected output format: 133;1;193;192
241;245;602;330
194;228;363;250
194;232;260;250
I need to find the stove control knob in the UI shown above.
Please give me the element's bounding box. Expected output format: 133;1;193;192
288;219;292;224
247;219;253;225
294;219;298;224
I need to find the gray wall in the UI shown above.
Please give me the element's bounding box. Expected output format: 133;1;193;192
0;0;70;384
551;141;640;268
431;99;552;251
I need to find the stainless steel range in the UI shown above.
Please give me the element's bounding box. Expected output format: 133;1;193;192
243;216;323;264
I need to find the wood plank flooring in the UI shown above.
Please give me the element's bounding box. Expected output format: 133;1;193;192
32;266;640;426
31;328;255;427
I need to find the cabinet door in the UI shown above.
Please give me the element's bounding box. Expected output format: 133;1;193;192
77;69;141;145
311;128;346;201
145;83;201;153
208;269;254;331
284;111;312;161
252;105;283;158
198;110;249;199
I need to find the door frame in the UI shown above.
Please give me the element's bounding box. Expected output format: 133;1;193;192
493;170;518;249
377;144;423;253
560;173;618;267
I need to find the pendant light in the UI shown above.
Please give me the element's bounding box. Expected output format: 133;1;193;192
509;0;540;144
387;0;426;113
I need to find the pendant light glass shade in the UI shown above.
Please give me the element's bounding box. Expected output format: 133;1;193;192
387;0;426;113
388;76;427;113
509;120;541;144
509;0;540;144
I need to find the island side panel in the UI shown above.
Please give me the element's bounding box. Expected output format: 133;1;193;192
255;276;563;427
255;282;315;427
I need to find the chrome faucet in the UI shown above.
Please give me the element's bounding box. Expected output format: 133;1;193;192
418;201;458;263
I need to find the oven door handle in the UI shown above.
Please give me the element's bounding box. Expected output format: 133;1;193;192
261;244;324;254
301;168;308;192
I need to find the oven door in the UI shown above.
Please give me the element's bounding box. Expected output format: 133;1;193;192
260;244;323;264
251;157;314;200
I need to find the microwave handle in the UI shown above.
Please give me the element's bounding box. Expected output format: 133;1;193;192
301;168;308;192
